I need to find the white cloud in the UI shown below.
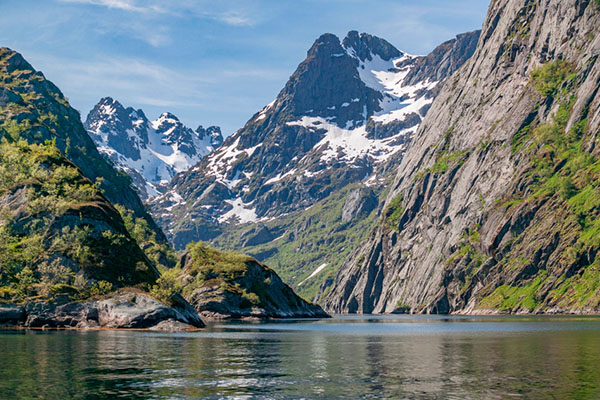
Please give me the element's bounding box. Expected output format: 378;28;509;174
58;0;261;27
217;12;254;27
58;0;169;13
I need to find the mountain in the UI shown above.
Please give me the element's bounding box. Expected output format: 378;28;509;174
0;49;167;246
151;30;480;251
324;0;600;314
0;47;324;326
84;97;223;199
149;30;479;301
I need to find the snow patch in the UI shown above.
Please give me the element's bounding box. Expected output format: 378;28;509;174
218;198;258;224
298;263;329;286
264;169;297;185
287;116;412;164
256;99;276;121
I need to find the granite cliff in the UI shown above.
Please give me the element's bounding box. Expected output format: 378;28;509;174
325;0;600;314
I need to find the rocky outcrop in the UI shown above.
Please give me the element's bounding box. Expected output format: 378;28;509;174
84;98;223;199
341;187;378;223
0;289;204;330
176;242;329;319
325;0;600;314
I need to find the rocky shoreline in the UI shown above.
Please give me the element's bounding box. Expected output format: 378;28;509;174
0;289;204;331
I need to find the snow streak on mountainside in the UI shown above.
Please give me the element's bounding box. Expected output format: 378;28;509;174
151;30;480;249
85;97;223;199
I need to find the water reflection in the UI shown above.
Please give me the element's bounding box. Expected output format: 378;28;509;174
1;316;600;399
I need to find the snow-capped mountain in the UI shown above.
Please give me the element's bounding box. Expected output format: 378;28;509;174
84;97;223;199
151;30;480;248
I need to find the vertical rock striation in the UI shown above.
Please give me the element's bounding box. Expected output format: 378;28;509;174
325;0;600;314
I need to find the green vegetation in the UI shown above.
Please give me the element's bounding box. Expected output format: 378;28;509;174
180;242;254;302
446;225;488;293
210;183;380;302
530;60;576;97
0;138;155;304
116;205;176;271
415;147;470;181
384;193;404;230
479;271;548;311
430;149;470;174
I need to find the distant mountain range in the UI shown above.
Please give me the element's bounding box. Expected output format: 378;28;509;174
84;97;223;199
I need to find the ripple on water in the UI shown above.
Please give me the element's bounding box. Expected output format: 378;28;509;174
1;315;600;399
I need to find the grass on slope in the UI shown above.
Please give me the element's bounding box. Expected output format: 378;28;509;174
477;60;600;311
211;183;381;302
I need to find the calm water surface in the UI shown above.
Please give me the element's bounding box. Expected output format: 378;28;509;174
1;315;600;399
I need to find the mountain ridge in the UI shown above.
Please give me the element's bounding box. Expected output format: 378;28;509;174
85;97;223;199
151;30;480;252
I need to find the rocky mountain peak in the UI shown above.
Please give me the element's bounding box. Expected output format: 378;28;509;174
308;33;343;55
151;29;480;249
85;98;223;199
155;111;180;125
274;32;380;129
342;30;403;62
197;125;224;148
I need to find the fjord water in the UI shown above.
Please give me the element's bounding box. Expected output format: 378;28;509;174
1;316;600;399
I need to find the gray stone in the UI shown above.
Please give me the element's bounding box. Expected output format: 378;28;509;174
324;0;600;314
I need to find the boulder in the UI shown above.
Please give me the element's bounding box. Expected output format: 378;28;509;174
5;290;204;330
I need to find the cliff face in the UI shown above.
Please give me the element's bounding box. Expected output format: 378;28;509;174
325;0;600;314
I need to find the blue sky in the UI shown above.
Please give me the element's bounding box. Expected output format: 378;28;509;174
0;0;489;136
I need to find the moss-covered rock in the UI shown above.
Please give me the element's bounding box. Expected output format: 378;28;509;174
174;242;329;319
0;139;158;304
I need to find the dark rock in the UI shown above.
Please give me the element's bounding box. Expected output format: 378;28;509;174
0;87;21;107
0;304;25;324
10;290;204;330
241;225;275;247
